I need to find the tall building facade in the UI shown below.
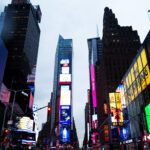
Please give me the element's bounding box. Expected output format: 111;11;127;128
51;35;73;147
0;39;7;90
87;37;103;148
1;0;41;113
116;31;150;150
96;7;141;149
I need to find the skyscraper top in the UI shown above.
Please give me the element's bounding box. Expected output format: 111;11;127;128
11;0;30;4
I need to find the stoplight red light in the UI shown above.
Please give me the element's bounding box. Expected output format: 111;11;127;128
4;129;9;134
48;107;51;112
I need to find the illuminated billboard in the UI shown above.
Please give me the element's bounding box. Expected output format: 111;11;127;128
59;74;71;84
120;125;130;141
109;93;123;126
60;59;69;65
90;64;97;108
60;106;71;125
60;90;71;105
145;104;150;133
123;48;150;104
92;114;98;129
62;67;69;74
60;124;70;143
17;117;33;131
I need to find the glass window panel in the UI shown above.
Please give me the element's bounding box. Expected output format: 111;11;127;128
139;70;147;90
143;65;150;86
131;67;135;82
141;49;147;67
128;72;132;86
137;55;143;73
126;76;130;89
133;61;139;78
136;76;141;94
132;81;138;98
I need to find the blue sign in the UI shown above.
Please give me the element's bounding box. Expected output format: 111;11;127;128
120;125;130;141
60;106;71;125
60;124;70;143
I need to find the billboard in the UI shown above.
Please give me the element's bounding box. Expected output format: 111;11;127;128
60;90;71;105
90;64;97;108
109;93;123;126
60;106;71;125
60;59;69;65
59;74;71;84
145;104;150;133
120;125;130;141
123;48;150;104
62;67;69;74
92;114;98;129
0;83;10;103
17;117;34;131
60;124;70;143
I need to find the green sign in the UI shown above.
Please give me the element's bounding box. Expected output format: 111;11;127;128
145;104;150;133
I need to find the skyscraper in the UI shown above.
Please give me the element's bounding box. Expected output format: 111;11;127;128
87;37;103;148
1;0;41;112
96;7;141;149
51;35;73;147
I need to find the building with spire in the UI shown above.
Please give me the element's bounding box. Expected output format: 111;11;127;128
96;7;141;149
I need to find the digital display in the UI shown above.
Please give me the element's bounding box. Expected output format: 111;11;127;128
62;67;69;74
60;59;69;65
145;104;150;133
60;106;71;125
90;64;97;108
60;90;71;105
60;124;70;143
59;74;71;84
109;93;123;125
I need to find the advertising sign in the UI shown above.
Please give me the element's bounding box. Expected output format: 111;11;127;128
60;124;70;143
60;59;69;65
60;106;71;125
17;117;33;131
109;93;123;126
120;125;130;141
0;83;10;103
62;67;69;74
92;114;98;129
59;74;71;84
90;64;97;108
145;104;150;133
123;48;150;103
60;90;71;105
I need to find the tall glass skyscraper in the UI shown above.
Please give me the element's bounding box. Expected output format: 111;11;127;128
51;35;73;147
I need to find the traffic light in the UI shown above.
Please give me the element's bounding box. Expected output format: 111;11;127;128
47;103;51;113
3;129;10;144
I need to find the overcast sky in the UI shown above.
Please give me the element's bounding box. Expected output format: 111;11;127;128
1;0;150;146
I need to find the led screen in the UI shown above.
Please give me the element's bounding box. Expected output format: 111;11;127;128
145;104;150;133
120;125;130;141
62;67;69;74
59;74;71;84
90;64;97;108
123;48;150;103
60;90;71;105
60;59;69;65
60;124;70;143
109;93;123;125
60;106;71;125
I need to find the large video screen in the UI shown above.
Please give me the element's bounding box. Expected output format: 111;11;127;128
60;105;71;125
60;124;70;143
